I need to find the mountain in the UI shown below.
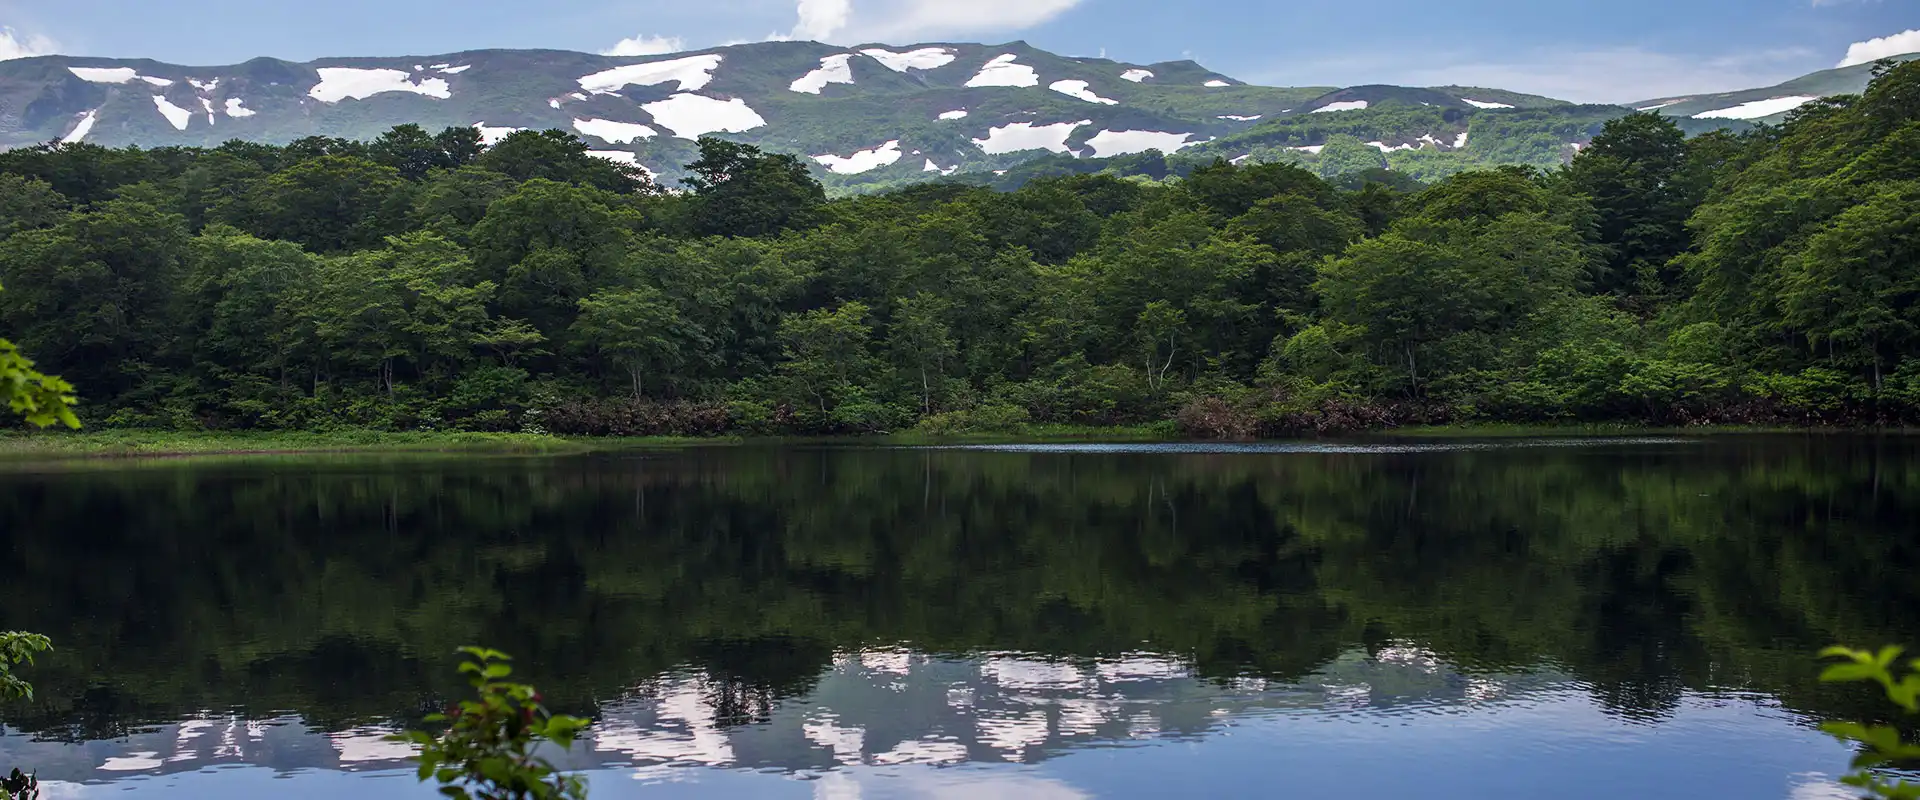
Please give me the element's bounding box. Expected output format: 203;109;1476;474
1629;53;1920;124
0;41;1912;192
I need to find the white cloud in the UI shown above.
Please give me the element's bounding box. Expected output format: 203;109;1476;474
1838;29;1920;68
784;0;1083;44
0;27;56;61
791;0;852;40
603;34;686;57
1257;45;1816;105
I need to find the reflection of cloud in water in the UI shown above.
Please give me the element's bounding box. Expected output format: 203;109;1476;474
980;656;1088;690
1787;774;1858;799
812;767;1092;800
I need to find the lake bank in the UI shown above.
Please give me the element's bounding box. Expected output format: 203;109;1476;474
2;421;1900;460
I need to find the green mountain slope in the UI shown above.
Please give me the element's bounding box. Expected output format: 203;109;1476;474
1629;52;1920;123
0;40;1909;192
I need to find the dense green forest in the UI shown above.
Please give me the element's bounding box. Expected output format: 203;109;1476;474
2;61;1918;436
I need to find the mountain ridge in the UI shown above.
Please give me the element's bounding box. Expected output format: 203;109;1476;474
2;41;1912;191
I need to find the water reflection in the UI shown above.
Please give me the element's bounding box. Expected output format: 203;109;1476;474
0;436;1914;797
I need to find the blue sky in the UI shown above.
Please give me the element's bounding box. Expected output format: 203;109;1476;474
1;0;1915;102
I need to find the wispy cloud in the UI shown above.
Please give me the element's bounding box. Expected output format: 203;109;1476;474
779;0;1084;45
602;34;686;56
0;26;55;60
1253;45;1817;104
1838;29;1920;67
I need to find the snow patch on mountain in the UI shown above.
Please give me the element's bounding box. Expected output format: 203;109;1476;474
1460;98;1513;109
1454;131;1469;148
640;93;766;138
309;68;451;102
199;97;216;124
571;118;657;144
813;140;903;174
791;54;856;94
1218;114;1261;121
1291;144;1325;154
1121;69;1153;83
1692;95;1817;120
152;95;192;130
585;150;656;179
1313;100;1368;113
1204;80;1231;88
579;54;723;94
1636;100;1683;111
473;124;524;145
973;120;1089;154
60;111;97;144
189;78;219;92
862;47;956;72
938;109;968;120
68;67;140;84
439;65;471;75
1367;141;1417;152
966;54;1039;88
1049;80;1118;105
922;158;958;176
1085;129;1193;157
140;76;174;87
225;98;256;118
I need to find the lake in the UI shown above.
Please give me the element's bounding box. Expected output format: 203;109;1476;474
1;436;1914;798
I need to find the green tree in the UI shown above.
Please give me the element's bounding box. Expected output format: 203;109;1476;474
777;302;876;415
571;287;699;399
683;138;826;238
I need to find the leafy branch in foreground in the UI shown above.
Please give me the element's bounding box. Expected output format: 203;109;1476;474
1820;645;1920;799
1;632;51;800
0;283;78;430
394;647;591;800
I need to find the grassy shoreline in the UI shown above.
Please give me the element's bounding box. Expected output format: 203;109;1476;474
1;422;1900;461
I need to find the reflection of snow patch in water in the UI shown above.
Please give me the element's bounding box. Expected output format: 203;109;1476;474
981;655;1087;689
100;752;164;771
873;738;969;765
803;712;866;765
331;728;417;762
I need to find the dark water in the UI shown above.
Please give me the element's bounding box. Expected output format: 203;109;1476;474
2;436;1916;799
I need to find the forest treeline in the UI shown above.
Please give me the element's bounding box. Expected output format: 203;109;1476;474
2;61;1917;436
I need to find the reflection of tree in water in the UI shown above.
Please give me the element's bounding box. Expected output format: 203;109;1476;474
0;438;1916;736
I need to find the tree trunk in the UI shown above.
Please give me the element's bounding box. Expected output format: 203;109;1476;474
629;363;644;400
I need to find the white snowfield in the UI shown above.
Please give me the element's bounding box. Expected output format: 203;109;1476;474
1636;100;1683;111
1313;100;1369;113
972;120;1090;154
862;47;956;72
791;54;856;94
198;97;216;124
140;76;174;87
68;67;140;83
1454;131;1469;148
152;95;192;130
1218;114;1262;121
189;78;219;92
571;118;658;144
225;98;256;118
1367;140;1417;152
579;54;724;94
922;159;958;175
1085;129;1193;157
308;68;451;102
1460;98;1513;109
473;124;524;145
966;54;1040;88
1692;95;1817;120
640;93;766;138
938;109;969;120
1204;79;1231;88
61;111;98;143
585;150;656;178
439;65;471;75
813;140;903;174
1120;69;1154;82
1291;144;1326;154
1049;80;1119;105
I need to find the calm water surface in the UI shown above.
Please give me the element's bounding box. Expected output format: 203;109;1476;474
2;436;1916;798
